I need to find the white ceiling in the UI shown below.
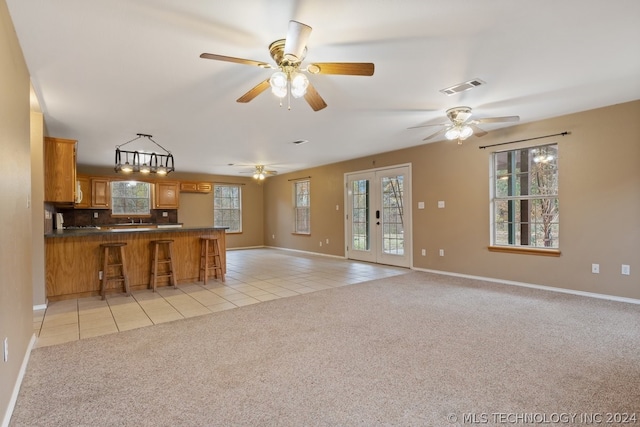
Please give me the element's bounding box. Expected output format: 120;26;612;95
7;0;640;177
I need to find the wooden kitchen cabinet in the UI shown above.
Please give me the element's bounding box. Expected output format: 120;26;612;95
74;176;91;208
91;178;111;208
180;181;212;193
44;137;77;204
154;181;179;209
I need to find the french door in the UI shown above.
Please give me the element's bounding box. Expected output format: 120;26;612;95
345;164;411;268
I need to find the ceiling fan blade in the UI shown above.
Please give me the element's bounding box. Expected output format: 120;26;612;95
284;20;312;62
469;124;488;137
200;53;272;69
408;122;448;130
236;79;271;103
304;83;327;111
307;62;375;76
475;115;520;124
422;128;447;141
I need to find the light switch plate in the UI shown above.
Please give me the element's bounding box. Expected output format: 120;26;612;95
418;202;425;209
437;201;445;208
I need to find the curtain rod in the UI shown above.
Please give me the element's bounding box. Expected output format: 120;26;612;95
478;131;570;149
214;181;246;186
288;176;311;181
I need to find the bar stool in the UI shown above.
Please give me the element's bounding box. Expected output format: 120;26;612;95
199;237;225;285
149;239;178;292
99;242;131;300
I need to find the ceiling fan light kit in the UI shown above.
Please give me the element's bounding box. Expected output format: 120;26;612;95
200;20;374;111
409;106;520;144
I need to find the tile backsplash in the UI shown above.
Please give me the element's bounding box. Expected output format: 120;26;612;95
51;208;178;228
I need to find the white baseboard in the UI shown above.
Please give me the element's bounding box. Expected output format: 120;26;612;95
226;245;265;251
2;334;36;427
412;267;640;305
33;303;47;311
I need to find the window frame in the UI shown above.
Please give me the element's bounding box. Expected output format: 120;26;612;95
489;143;560;255
213;184;242;233
293;179;311;235
110;180;152;217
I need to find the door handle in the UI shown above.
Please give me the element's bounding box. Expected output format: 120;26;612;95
376;210;380;219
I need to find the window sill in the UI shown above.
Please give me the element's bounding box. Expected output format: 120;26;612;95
292;232;311;236
488;246;561;257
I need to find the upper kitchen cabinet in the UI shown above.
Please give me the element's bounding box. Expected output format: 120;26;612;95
180;181;212;193
74;175;91;208
44;137;77;204
154;181;179;209
91;178;111;209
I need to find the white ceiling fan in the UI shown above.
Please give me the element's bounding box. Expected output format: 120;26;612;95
409;106;520;143
200;20;375;111
235;164;278;180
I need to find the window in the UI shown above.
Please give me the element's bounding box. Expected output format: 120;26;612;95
491;144;559;248
111;181;151;216
294;180;310;234
214;184;242;232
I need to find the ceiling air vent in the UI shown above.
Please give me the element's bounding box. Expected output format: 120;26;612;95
440;78;486;96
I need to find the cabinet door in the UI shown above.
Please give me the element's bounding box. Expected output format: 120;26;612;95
155;182;179;209
91;178;111;208
74;176;91;208
44;137;77;203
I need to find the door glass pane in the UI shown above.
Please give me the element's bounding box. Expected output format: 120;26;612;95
351;179;369;251
381;175;404;255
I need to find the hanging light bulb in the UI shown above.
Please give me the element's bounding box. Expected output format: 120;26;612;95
269;71;288;98
140;162;151;174
120;162;133;173
290;72;309;98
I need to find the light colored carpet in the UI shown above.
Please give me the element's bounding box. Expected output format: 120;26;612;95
10;272;640;426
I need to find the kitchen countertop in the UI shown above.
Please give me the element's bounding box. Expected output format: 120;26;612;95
45;225;228;238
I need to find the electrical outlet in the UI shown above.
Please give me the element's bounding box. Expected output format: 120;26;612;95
3;337;8;362
326;238;329;244
421;249;426;256
99;271;103;280
439;249;444;256
272;234;275;239
162;211;168;217
621;264;630;275
591;264;599;274
319;241;323;247
418;202;425;209
336;204;339;211
93;212;98;218
437;201;445;208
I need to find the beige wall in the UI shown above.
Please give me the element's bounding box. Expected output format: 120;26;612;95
263;100;640;300
0;0;34;421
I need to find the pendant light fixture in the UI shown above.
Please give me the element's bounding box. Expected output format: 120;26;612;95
114;133;175;175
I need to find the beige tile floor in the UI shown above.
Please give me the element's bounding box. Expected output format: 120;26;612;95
34;248;407;348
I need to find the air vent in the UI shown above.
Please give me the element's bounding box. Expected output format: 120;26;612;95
440;78;486;96
292;139;309;145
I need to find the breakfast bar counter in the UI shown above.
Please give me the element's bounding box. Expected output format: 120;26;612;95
45;227;227;301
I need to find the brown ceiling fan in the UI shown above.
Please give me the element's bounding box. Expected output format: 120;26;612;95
409;106;520;143
200;20;375;111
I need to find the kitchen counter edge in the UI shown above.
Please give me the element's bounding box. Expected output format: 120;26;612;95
45;226;228;238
